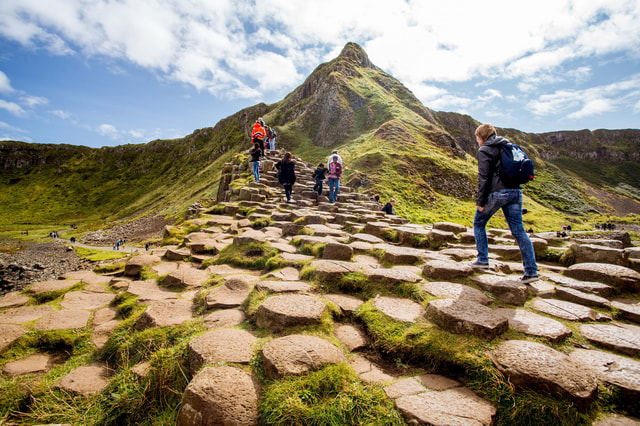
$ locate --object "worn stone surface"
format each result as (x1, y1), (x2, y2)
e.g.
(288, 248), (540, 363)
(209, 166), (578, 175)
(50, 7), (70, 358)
(177, 366), (261, 426)
(127, 279), (178, 303)
(0, 291), (30, 309)
(261, 334), (344, 379)
(264, 266), (300, 281)
(496, 308), (572, 342)
(490, 340), (597, 408)
(60, 291), (116, 310)
(362, 267), (423, 284)
(546, 274), (615, 297)
(256, 294), (326, 331)
(426, 299), (508, 340)
(0, 324), (25, 352)
(2, 353), (53, 376)
(554, 286), (611, 308)
(311, 259), (363, 282)
(92, 319), (120, 350)
(612, 298), (640, 324)
(334, 324), (369, 351)
(163, 267), (210, 288)
(422, 259), (473, 280)
(203, 309), (246, 329)
(205, 274), (257, 309)
(323, 293), (364, 315)
(373, 296), (424, 323)
(565, 263), (640, 292)
(135, 299), (194, 330)
(580, 324), (640, 356)
(349, 354), (397, 383)
(57, 363), (111, 396)
(592, 414), (640, 426)
(569, 348), (640, 400)
(395, 387), (497, 426)
(469, 274), (528, 306)
(62, 270), (111, 285)
(26, 279), (80, 294)
(256, 280), (312, 293)
(422, 281), (491, 305)
(124, 254), (161, 276)
(188, 328), (257, 373)
(35, 309), (91, 330)
(531, 298), (598, 322)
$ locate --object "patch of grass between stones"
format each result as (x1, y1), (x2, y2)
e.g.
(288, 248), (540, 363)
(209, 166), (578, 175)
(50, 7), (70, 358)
(260, 363), (405, 425)
(213, 242), (284, 270)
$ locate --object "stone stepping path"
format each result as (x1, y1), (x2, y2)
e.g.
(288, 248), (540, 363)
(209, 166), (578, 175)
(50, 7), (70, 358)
(2, 149), (640, 424)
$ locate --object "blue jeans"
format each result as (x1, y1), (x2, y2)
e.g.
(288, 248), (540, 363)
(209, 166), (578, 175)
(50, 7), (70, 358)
(252, 161), (260, 182)
(328, 178), (340, 202)
(473, 189), (538, 276)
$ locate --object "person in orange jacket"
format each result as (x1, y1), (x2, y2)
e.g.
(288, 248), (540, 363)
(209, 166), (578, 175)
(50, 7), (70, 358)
(251, 118), (266, 157)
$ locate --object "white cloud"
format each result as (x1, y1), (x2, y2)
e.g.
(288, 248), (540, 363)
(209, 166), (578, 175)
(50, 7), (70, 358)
(97, 123), (118, 137)
(0, 71), (14, 93)
(49, 110), (71, 119)
(567, 99), (614, 119)
(0, 99), (26, 116)
(20, 95), (48, 108)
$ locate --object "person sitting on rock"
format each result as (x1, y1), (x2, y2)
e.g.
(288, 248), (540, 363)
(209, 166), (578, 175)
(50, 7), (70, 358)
(381, 199), (396, 215)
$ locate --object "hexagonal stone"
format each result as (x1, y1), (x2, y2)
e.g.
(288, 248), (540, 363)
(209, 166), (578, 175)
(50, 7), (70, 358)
(555, 286), (610, 309)
(135, 299), (194, 330)
(256, 280), (312, 293)
(469, 274), (528, 306)
(92, 307), (118, 325)
(0, 291), (30, 309)
(57, 362), (111, 396)
(612, 298), (640, 324)
(322, 242), (354, 261)
(569, 348), (640, 402)
(163, 267), (210, 288)
(362, 267), (422, 284)
(496, 308), (572, 342)
(334, 324), (369, 351)
(383, 246), (426, 265)
(188, 329), (257, 373)
(2, 353), (53, 376)
(422, 281), (491, 305)
(311, 259), (363, 282)
(373, 296), (424, 323)
(0, 324), (25, 352)
(177, 366), (261, 426)
(127, 279), (178, 303)
(233, 229), (267, 244)
(350, 354), (397, 383)
(265, 266), (300, 281)
(205, 275), (258, 309)
(426, 299), (508, 340)
(62, 270), (111, 285)
(0, 305), (56, 324)
(124, 254), (161, 276)
(565, 263), (640, 292)
(35, 309), (90, 330)
(256, 294), (326, 331)
(60, 291), (116, 310)
(395, 386), (497, 426)
(351, 233), (385, 244)
(323, 294), (364, 315)
(422, 259), (473, 280)
(547, 274), (614, 297)
(432, 222), (467, 234)
(26, 279), (80, 294)
(92, 319), (120, 350)
(164, 247), (191, 261)
(532, 299), (598, 322)
(580, 324), (640, 357)
(490, 340), (597, 408)
(261, 334), (344, 379)
(203, 309), (246, 329)
(592, 414), (640, 426)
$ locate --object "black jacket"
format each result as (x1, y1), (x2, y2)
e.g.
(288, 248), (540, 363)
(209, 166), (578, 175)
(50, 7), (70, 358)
(477, 135), (520, 207)
(275, 160), (296, 185)
(312, 167), (326, 181)
(250, 148), (262, 162)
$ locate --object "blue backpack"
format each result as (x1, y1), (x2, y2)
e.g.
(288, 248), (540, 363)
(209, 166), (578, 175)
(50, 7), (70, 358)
(499, 143), (534, 184)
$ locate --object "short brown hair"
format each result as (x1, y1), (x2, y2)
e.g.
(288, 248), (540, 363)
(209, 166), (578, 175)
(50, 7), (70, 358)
(475, 123), (496, 142)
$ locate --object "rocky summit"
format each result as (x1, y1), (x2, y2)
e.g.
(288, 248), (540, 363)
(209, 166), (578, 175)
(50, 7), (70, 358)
(1, 148), (640, 425)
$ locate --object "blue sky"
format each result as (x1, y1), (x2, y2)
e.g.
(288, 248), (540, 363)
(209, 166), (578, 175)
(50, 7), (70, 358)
(1, 0), (639, 148)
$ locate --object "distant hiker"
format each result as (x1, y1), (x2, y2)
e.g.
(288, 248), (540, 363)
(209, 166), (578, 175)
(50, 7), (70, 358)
(251, 119), (266, 157)
(70, 237), (76, 243)
(381, 199), (396, 215)
(327, 155), (342, 203)
(470, 123), (538, 283)
(145, 242), (150, 251)
(275, 151), (296, 203)
(267, 127), (277, 151)
(370, 194), (381, 210)
(327, 150), (343, 168)
(250, 142), (262, 182)
(311, 163), (326, 196)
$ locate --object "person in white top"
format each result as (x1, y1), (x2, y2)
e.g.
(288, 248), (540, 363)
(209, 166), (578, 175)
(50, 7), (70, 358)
(326, 150), (343, 168)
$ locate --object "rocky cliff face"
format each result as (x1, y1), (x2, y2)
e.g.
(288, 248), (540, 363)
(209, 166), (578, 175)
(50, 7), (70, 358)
(539, 129), (640, 164)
